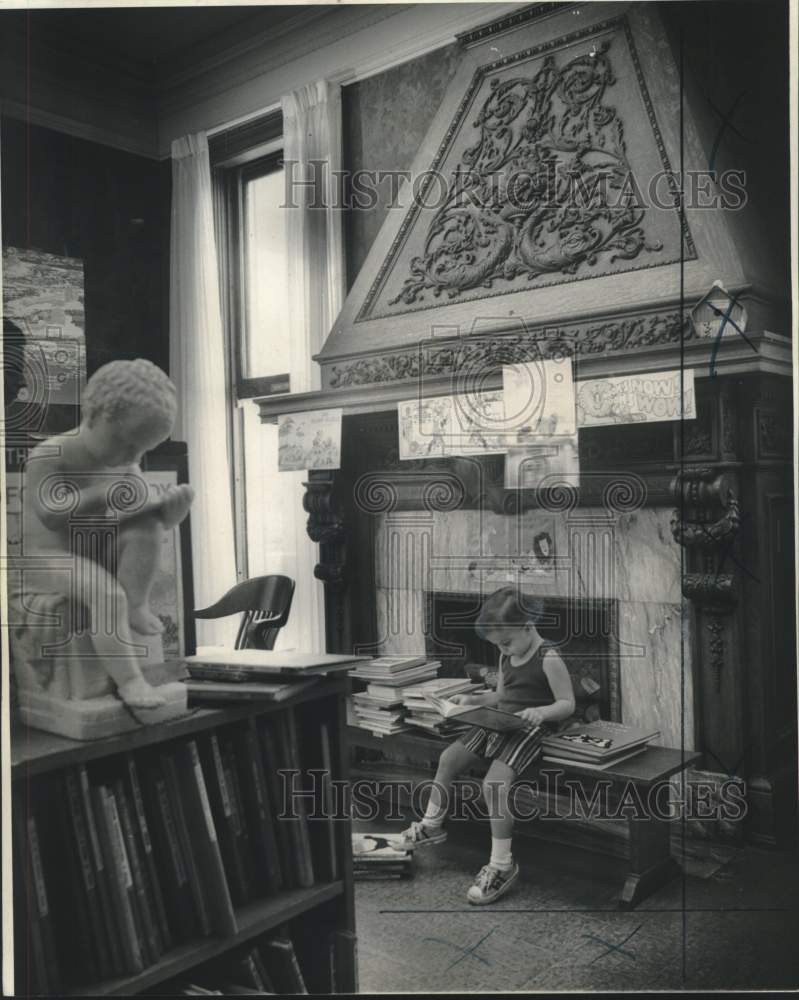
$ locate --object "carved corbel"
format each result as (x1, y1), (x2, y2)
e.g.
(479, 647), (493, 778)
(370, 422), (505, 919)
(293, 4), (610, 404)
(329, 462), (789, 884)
(303, 473), (346, 587)
(670, 468), (741, 695)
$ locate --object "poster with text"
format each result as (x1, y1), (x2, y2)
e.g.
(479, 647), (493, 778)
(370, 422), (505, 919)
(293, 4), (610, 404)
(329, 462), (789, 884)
(575, 368), (696, 427)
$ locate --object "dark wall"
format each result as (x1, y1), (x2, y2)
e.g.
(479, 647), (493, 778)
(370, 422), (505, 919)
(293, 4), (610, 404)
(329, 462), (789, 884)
(342, 42), (462, 290)
(1, 117), (171, 377)
(661, 0), (791, 299)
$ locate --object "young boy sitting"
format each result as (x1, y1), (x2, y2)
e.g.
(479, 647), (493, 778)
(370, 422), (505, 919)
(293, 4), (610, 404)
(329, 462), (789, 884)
(402, 586), (576, 904)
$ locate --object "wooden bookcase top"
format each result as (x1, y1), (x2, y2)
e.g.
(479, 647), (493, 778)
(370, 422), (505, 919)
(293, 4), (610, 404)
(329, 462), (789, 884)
(11, 677), (347, 781)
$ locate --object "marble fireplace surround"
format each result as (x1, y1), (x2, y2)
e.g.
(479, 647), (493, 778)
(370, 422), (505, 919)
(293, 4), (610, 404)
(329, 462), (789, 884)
(372, 505), (694, 750)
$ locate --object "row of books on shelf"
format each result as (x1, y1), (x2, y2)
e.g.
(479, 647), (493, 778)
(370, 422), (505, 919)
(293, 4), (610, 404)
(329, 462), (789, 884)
(14, 708), (338, 995)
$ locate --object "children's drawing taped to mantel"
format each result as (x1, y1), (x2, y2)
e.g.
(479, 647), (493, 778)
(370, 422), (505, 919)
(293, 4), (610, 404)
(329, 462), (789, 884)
(398, 397), (452, 460)
(398, 393), (509, 460)
(502, 356), (576, 439)
(576, 369), (696, 427)
(278, 408), (343, 471)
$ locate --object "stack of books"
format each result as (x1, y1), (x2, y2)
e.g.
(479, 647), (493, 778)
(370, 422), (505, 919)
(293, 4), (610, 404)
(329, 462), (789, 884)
(349, 655), (441, 736)
(349, 654), (440, 686)
(182, 650), (370, 703)
(350, 696), (409, 736)
(352, 833), (413, 880)
(542, 720), (660, 769)
(403, 678), (486, 737)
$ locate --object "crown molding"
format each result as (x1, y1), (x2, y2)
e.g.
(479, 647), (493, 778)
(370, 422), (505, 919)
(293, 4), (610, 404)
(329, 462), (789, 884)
(0, 99), (160, 160)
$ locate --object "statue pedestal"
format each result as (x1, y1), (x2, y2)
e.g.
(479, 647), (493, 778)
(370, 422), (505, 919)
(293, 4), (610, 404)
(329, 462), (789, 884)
(15, 631), (190, 741)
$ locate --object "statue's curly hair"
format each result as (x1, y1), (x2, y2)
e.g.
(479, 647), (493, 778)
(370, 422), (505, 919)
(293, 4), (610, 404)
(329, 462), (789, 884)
(83, 359), (177, 427)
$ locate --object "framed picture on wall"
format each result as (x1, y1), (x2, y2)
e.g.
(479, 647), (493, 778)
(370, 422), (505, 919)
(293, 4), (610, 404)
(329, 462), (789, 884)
(142, 440), (197, 658)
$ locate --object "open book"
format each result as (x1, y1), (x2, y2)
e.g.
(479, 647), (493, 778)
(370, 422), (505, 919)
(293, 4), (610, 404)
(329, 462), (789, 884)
(424, 694), (530, 733)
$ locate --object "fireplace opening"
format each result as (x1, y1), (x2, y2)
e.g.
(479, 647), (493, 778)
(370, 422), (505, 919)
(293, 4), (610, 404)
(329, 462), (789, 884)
(424, 591), (620, 723)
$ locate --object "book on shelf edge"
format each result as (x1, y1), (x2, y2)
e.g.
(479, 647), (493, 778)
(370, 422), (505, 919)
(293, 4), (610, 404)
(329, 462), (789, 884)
(52, 779), (101, 985)
(160, 751), (213, 937)
(257, 720), (296, 883)
(13, 799), (60, 995)
(173, 740), (239, 936)
(198, 732), (252, 906)
(143, 760), (198, 943)
(63, 769), (114, 979)
(78, 764), (126, 975)
(318, 721), (340, 881)
(124, 754), (173, 952)
(220, 735), (258, 893)
(233, 718), (284, 894)
(91, 785), (146, 975)
(281, 708), (316, 888)
(261, 936), (309, 994)
(113, 777), (161, 965)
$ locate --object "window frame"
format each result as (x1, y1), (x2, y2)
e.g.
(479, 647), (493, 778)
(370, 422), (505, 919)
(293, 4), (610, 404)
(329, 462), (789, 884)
(216, 148), (290, 401)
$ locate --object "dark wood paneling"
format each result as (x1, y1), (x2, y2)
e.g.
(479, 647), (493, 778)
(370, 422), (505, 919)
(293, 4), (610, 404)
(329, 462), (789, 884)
(1, 117), (170, 377)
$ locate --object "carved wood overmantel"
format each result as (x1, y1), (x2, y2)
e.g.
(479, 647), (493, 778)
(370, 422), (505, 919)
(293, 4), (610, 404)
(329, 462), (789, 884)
(273, 0), (793, 845)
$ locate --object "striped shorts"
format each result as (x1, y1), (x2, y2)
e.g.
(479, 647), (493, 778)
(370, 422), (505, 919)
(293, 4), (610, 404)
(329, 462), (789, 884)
(458, 722), (556, 775)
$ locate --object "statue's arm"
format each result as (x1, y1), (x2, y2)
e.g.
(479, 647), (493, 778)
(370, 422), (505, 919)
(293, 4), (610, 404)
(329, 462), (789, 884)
(28, 452), (163, 531)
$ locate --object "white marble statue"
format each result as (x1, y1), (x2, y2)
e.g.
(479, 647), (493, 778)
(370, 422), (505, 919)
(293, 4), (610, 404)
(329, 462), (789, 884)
(10, 359), (194, 730)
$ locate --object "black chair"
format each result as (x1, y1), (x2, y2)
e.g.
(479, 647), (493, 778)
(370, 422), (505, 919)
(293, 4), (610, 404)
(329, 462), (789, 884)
(193, 574), (295, 650)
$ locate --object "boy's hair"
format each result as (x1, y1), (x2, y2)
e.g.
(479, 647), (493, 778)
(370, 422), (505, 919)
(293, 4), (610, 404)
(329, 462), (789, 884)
(83, 359), (177, 427)
(475, 587), (545, 637)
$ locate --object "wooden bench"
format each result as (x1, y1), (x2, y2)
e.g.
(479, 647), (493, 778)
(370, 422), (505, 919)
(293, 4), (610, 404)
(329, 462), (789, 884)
(347, 726), (700, 909)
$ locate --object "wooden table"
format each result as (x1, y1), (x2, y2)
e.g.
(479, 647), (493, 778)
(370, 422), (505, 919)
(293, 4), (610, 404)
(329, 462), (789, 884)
(347, 726), (701, 909)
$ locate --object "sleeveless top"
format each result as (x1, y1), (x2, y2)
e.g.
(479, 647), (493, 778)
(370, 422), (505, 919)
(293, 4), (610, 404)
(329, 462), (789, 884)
(498, 640), (559, 713)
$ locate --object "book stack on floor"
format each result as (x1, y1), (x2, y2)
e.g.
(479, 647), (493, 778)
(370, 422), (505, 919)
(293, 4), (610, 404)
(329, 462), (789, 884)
(348, 655), (441, 737)
(12, 703), (336, 994)
(542, 720), (661, 769)
(402, 678), (486, 737)
(352, 833), (413, 880)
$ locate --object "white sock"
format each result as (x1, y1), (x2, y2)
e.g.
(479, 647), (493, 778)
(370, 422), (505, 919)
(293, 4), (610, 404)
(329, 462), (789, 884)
(422, 799), (445, 828)
(490, 837), (513, 869)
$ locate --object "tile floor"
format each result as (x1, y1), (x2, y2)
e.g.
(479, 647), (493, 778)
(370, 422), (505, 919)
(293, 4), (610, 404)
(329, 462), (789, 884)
(353, 817), (799, 993)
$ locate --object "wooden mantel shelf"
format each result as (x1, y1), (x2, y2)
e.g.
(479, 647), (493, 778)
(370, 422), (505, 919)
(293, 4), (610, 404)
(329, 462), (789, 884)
(256, 330), (790, 422)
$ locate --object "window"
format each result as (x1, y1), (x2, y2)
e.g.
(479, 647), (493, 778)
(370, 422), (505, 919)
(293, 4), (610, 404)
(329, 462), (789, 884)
(213, 115), (303, 638)
(241, 161), (291, 389)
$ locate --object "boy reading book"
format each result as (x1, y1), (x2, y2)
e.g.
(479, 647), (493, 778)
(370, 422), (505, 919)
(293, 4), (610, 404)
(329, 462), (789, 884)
(401, 587), (575, 904)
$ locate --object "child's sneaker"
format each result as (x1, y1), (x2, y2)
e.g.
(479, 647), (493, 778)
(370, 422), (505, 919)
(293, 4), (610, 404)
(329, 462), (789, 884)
(466, 861), (519, 904)
(400, 820), (447, 847)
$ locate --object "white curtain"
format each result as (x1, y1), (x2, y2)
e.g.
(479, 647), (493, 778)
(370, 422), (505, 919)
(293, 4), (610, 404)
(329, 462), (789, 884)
(245, 80), (344, 655)
(169, 132), (238, 649)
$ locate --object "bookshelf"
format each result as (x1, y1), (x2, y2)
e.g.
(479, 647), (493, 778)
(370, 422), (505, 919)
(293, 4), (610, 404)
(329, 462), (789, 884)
(11, 677), (357, 996)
